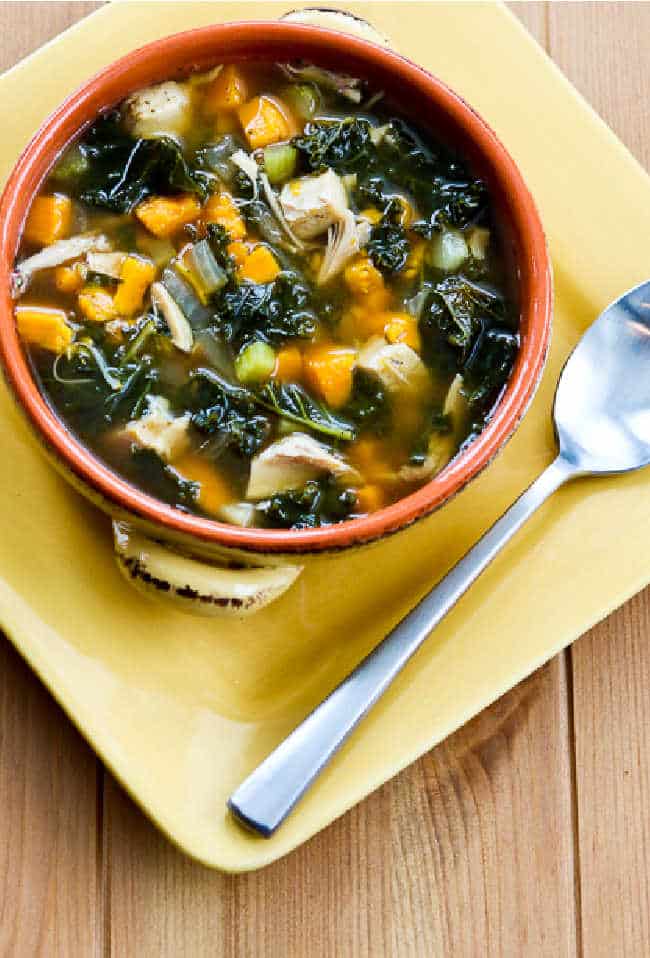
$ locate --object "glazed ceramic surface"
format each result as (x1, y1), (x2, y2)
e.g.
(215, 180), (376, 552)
(0, 2), (648, 870)
(0, 16), (549, 559)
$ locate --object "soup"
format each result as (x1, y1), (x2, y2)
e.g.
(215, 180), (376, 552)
(12, 61), (518, 530)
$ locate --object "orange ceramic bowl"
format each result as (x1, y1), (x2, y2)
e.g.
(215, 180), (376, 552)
(0, 22), (551, 557)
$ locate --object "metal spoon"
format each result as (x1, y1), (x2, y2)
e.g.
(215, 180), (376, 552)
(229, 279), (650, 837)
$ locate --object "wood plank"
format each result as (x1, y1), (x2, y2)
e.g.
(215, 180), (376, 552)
(0, 7), (103, 956)
(548, 4), (650, 955)
(0, 642), (100, 956)
(0, 2), (102, 70)
(107, 660), (576, 957)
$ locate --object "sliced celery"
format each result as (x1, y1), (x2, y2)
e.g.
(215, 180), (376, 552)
(235, 340), (276, 385)
(263, 144), (298, 186)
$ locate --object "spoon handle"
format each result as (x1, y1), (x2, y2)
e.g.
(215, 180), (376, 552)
(228, 454), (577, 837)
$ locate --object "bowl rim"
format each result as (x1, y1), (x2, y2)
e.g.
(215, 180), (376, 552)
(0, 20), (552, 555)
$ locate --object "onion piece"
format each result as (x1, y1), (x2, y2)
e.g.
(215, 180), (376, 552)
(260, 172), (309, 252)
(230, 149), (260, 200)
(151, 282), (193, 353)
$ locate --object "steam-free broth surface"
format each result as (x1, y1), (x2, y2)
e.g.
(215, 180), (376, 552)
(13, 61), (518, 530)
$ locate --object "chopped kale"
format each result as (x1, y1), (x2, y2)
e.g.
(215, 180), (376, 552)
(344, 369), (390, 434)
(462, 326), (519, 405)
(417, 275), (518, 411)
(185, 369), (270, 457)
(366, 200), (411, 275)
(258, 382), (357, 442)
(293, 118), (374, 173)
(434, 275), (508, 353)
(215, 272), (317, 350)
(130, 447), (199, 510)
(260, 478), (357, 529)
(72, 111), (207, 213)
(206, 223), (237, 280)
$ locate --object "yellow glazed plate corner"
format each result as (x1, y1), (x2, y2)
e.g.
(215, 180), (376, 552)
(2, 2), (650, 871)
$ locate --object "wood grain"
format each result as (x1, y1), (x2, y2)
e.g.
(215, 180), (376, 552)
(0, 642), (100, 957)
(0, 11), (104, 958)
(106, 661), (575, 958)
(547, 8), (650, 955)
(1, 3), (650, 956)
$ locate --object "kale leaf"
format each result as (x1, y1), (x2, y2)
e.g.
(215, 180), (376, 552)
(130, 448), (199, 510)
(215, 272), (317, 350)
(343, 369), (390, 434)
(44, 336), (157, 434)
(260, 478), (357, 529)
(366, 200), (411, 275)
(185, 369), (270, 458)
(206, 223), (237, 280)
(462, 326), (519, 405)
(258, 382), (357, 442)
(293, 118), (374, 173)
(417, 275), (518, 411)
(72, 112), (207, 213)
(434, 276), (507, 354)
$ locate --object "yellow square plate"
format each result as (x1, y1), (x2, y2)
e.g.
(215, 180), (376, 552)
(2, 2), (650, 871)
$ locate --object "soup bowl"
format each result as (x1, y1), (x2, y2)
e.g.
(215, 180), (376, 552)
(0, 12), (552, 615)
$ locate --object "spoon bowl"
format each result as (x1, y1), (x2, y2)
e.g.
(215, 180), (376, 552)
(555, 279), (650, 474)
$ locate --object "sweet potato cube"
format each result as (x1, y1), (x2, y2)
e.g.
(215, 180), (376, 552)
(238, 95), (292, 149)
(24, 194), (73, 246)
(273, 345), (303, 383)
(238, 246), (280, 284)
(16, 305), (73, 352)
(303, 344), (356, 409)
(135, 194), (201, 238)
(113, 256), (156, 317)
(204, 64), (249, 112)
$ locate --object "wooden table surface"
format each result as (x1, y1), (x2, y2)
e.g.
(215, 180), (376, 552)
(1, 3), (649, 955)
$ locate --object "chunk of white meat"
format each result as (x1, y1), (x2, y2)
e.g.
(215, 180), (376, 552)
(260, 173), (306, 251)
(357, 338), (432, 399)
(150, 282), (193, 353)
(399, 374), (469, 482)
(11, 233), (111, 298)
(122, 81), (191, 141)
(125, 395), (190, 463)
(86, 250), (127, 279)
(318, 211), (371, 285)
(279, 169), (349, 240)
(246, 432), (361, 500)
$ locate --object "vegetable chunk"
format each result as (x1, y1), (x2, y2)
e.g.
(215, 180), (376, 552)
(172, 453), (232, 515)
(237, 246), (280, 284)
(24, 194), (73, 246)
(16, 306), (73, 352)
(202, 192), (247, 240)
(135, 194), (201, 237)
(238, 95), (294, 149)
(123, 81), (191, 140)
(303, 344), (357, 409)
(77, 286), (117, 323)
(113, 256), (156, 317)
(204, 65), (249, 113)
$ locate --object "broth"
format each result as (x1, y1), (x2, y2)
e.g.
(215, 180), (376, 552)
(13, 61), (518, 530)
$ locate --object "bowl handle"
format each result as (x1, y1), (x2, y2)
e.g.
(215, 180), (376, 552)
(112, 521), (302, 617)
(279, 8), (391, 46)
